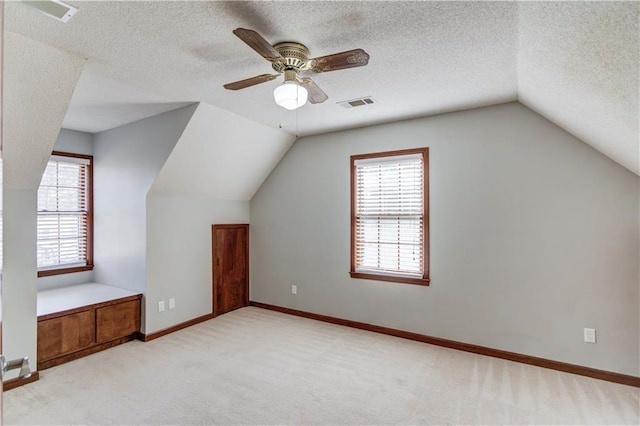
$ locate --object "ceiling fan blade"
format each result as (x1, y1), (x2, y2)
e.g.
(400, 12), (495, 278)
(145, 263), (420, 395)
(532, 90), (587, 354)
(299, 77), (328, 104)
(223, 74), (279, 90)
(233, 28), (283, 62)
(308, 48), (370, 73)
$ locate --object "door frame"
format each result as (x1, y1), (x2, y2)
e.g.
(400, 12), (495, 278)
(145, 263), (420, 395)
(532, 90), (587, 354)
(211, 224), (249, 317)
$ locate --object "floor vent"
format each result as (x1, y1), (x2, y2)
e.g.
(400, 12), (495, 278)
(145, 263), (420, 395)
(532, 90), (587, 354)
(338, 97), (376, 109)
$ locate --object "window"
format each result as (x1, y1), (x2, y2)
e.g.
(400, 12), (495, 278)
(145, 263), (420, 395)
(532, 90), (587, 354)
(350, 147), (429, 285)
(37, 151), (93, 277)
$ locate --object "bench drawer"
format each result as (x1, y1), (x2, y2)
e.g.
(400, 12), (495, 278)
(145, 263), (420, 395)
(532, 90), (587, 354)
(37, 310), (96, 362)
(96, 299), (141, 343)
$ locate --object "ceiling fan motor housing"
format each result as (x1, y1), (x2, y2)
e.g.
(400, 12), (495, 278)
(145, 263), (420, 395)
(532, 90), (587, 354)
(272, 42), (313, 73)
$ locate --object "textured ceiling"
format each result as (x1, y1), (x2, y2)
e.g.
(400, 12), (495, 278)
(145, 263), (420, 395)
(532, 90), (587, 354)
(3, 31), (85, 190)
(518, 1), (639, 175)
(150, 102), (296, 200)
(5, 1), (639, 175)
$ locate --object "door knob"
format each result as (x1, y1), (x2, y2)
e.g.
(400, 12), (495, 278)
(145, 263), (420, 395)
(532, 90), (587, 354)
(1, 355), (32, 379)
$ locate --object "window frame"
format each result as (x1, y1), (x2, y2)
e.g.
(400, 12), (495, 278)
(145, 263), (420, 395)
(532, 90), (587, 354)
(350, 147), (430, 286)
(37, 150), (94, 277)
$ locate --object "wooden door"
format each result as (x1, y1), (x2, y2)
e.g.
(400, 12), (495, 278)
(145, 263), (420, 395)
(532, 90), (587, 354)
(212, 224), (249, 317)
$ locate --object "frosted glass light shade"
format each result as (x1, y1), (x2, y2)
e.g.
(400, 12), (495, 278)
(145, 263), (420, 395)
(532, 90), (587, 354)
(273, 81), (308, 110)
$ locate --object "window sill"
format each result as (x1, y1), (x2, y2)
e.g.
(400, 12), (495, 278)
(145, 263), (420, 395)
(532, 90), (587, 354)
(349, 271), (430, 286)
(38, 265), (94, 278)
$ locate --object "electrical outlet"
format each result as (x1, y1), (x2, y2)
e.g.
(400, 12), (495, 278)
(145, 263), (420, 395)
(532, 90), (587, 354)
(584, 328), (596, 343)
(291, 284), (297, 295)
(158, 301), (165, 312)
(169, 298), (175, 309)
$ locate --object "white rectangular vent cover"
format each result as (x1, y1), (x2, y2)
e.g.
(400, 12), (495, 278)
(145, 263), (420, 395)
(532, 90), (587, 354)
(22, 0), (78, 23)
(338, 97), (376, 109)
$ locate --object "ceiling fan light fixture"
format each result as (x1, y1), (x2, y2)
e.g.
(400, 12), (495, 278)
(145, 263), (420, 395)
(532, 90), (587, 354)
(225, 29), (369, 108)
(273, 81), (308, 110)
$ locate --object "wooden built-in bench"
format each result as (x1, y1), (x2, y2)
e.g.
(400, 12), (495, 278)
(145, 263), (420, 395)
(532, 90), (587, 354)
(37, 283), (142, 370)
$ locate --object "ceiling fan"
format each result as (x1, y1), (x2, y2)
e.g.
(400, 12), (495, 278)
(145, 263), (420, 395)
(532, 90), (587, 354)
(223, 28), (370, 110)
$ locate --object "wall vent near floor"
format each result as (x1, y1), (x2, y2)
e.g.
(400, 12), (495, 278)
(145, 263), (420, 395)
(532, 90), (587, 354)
(338, 97), (376, 109)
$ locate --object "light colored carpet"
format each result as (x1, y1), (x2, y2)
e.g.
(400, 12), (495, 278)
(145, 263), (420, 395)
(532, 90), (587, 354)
(4, 307), (639, 425)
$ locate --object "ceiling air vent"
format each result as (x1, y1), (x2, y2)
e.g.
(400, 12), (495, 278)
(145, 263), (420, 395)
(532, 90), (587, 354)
(338, 97), (376, 109)
(22, 0), (78, 23)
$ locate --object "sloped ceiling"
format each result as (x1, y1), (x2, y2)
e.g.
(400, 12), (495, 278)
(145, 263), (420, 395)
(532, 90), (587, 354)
(3, 31), (85, 190)
(4, 1), (639, 175)
(518, 2), (639, 175)
(149, 102), (296, 201)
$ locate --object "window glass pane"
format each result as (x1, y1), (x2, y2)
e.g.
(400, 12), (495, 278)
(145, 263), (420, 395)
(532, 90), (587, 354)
(55, 163), (83, 187)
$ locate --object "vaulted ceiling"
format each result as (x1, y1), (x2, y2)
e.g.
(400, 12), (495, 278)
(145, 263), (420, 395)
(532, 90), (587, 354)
(5, 1), (639, 175)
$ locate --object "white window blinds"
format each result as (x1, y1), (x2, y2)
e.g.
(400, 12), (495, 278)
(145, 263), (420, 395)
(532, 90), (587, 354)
(37, 155), (90, 270)
(354, 153), (425, 278)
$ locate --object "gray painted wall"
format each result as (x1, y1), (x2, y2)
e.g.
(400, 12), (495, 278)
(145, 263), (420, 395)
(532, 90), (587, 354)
(38, 129), (95, 291)
(144, 102), (293, 334)
(93, 105), (197, 319)
(145, 196), (248, 333)
(250, 102), (640, 376)
(52, 128), (93, 156)
(2, 189), (37, 380)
